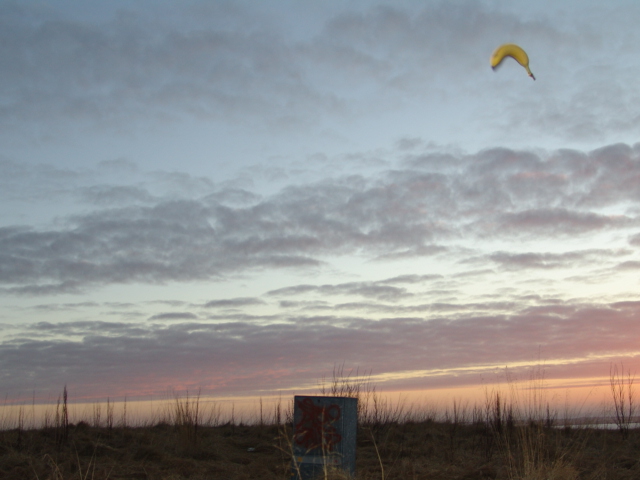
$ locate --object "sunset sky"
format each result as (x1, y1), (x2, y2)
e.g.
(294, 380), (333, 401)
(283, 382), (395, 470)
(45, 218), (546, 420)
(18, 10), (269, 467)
(3, 0), (640, 406)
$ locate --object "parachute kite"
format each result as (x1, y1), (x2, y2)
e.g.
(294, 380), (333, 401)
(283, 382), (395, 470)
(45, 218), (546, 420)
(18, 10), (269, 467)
(490, 43), (535, 80)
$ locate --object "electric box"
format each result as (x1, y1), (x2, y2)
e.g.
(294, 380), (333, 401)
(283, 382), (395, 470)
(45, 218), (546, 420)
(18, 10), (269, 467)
(291, 395), (357, 479)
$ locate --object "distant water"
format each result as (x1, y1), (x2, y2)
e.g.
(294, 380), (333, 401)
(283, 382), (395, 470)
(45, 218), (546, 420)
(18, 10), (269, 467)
(554, 422), (640, 430)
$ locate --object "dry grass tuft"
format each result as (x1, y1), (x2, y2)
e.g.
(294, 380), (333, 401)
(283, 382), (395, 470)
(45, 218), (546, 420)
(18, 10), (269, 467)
(4, 367), (640, 479)
(1, 412), (640, 479)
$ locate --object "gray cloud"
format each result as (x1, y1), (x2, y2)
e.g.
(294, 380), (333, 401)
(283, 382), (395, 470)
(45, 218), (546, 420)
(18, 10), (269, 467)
(507, 73), (640, 143)
(628, 233), (640, 246)
(300, 299), (521, 317)
(203, 188), (262, 207)
(0, 159), (86, 204)
(30, 301), (100, 311)
(278, 300), (330, 309)
(148, 312), (198, 321)
(0, 1), (607, 143)
(80, 185), (156, 206)
(376, 274), (443, 284)
(489, 249), (628, 271)
(206, 313), (279, 323)
(146, 300), (189, 307)
(616, 260), (640, 271)
(267, 281), (411, 302)
(2, 144), (640, 295)
(0, 2), (333, 134)
(203, 297), (265, 308)
(3, 299), (639, 399)
(26, 320), (144, 337)
(496, 208), (627, 235)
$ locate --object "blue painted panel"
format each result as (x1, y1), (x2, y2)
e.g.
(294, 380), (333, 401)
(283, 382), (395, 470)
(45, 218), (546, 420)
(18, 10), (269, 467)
(291, 395), (357, 479)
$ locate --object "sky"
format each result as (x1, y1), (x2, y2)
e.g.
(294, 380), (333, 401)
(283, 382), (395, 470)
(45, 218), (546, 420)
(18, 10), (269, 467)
(3, 0), (640, 406)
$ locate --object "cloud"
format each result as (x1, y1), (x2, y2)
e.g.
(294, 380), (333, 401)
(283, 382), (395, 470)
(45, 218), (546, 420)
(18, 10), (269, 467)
(310, 2), (571, 88)
(0, 159), (86, 204)
(203, 297), (265, 308)
(1, 0), (610, 144)
(80, 185), (156, 206)
(496, 208), (625, 235)
(203, 188), (262, 207)
(30, 301), (101, 311)
(3, 299), (640, 399)
(2, 143), (640, 295)
(616, 260), (640, 271)
(148, 312), (198, 321)
(377, 274), (443, 284)
(628, 233), (640, 246)
(506, 73), (640, 143)
(278, 300), (330, 309)
(267, 281), (411, 302)
(26, 320), (144, 337)
(489, 249), (627, 271)
(206, 313), (279, 323)
(0, 2), (335, 134)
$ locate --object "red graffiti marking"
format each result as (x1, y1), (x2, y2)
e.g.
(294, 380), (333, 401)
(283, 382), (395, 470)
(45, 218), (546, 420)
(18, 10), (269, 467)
(294, 398), (342, 451)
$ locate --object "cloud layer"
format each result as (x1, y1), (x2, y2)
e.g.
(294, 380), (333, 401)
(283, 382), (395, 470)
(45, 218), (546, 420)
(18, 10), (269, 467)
(3, 297), (640, 398)
(2, 1), (639, 145)
(2, 144), (640, 295)
(3, 142), (640, 399)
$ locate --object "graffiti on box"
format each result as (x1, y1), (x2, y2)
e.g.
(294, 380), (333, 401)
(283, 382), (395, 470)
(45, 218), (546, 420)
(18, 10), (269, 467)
(294, 397), (342, 451)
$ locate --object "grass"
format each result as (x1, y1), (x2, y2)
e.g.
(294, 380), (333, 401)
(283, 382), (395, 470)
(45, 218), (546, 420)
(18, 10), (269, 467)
(3, 409), (640, 479)
(2, 367), (640, 479)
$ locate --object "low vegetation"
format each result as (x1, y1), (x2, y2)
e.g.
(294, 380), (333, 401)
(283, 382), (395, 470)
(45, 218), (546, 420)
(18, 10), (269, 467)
(1, 365), (639, 479)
